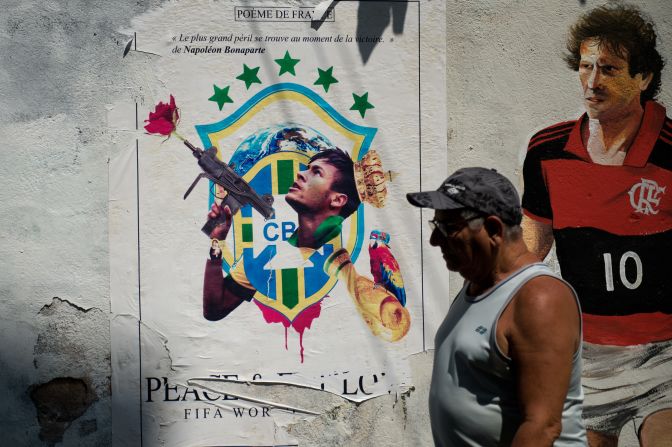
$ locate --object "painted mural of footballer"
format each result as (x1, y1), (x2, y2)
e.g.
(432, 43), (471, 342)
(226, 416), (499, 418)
(521, 4), (671, 446)
(203, 147), (410, 343)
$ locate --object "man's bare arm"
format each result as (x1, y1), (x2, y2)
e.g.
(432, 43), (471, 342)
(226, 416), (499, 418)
(521, 215), (554, 260)
(503, 276), (581, 447)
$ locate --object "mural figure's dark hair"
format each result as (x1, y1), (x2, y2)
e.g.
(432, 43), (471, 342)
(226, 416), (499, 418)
(310, 148), (361, 218)
(564, 3), (665, 103)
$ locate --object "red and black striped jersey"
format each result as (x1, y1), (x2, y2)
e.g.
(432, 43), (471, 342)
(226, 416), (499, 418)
(522, 101), (672, 346)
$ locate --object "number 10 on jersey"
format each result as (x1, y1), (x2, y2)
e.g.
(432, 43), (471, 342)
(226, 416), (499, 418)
(602, 251), (643, 291)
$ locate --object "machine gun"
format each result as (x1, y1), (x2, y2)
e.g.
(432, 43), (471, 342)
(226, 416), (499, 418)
(182, 141), (275, 236)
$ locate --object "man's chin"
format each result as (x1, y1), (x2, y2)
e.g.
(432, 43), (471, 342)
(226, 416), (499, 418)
(443, 257), (460, 272)
(443, 256), (471, 277)
(584, 101), (611, 119)
(285, 195), (304, 213)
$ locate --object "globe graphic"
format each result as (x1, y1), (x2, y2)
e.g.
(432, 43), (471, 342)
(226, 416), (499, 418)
(228, 124), (336, 175)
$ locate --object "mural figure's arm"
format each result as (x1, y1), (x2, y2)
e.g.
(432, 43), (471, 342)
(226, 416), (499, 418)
(521, 215), (554, 260)
(203, 204), (255, 321)
(504, 276), (581, 447)
(521, 140), (555, 260)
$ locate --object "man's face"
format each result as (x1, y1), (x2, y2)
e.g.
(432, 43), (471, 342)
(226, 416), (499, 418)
(285, 158), (343, 214)
(429, 209), (491, 282)
(579, 38), (651, 121)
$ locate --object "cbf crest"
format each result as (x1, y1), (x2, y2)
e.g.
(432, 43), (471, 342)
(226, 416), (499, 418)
(195, 83), (376, 325)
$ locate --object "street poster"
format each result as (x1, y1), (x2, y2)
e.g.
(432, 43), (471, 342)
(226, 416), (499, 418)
(109, 1), (446, 445)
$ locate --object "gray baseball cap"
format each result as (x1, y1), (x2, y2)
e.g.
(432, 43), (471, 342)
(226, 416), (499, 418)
(406, 167), (522, 225)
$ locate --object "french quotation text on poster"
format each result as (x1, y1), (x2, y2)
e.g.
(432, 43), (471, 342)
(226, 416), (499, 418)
(110, 1), (445, 445)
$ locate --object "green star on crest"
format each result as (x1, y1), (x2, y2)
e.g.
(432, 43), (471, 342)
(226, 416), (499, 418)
(314, 66), (338, 92)
(274, 51), (301, 76)
(350, 92), (374, 118)
(208, 84), (233, 110)
(236, 64), (262, 90)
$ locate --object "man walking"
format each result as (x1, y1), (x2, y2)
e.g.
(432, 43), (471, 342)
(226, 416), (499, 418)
(408, 167), (585, 446)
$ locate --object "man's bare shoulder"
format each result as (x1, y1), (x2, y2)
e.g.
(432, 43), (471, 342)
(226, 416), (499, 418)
(513, 275), (578, 317)
(508, 274), (580, 347)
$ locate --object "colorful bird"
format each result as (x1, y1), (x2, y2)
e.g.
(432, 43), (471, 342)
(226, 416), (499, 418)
(369, 230), (406, 306)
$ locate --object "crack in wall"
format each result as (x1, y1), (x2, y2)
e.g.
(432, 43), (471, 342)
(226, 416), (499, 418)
(38, 296), (100, 315)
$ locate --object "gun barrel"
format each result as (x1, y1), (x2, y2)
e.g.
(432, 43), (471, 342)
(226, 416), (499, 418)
(184, 140), (202, 157)
(183, 141), (274, 220)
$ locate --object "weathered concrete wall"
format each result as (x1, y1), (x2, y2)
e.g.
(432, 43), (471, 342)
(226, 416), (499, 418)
(1, 0), (670, 446)
(0, 0), (160, 445)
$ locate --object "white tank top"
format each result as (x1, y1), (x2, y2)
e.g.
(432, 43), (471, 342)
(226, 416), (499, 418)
(429, 263), (586, 446)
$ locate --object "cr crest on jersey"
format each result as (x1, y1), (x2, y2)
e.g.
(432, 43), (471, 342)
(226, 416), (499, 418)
(628, 178), (666, 215)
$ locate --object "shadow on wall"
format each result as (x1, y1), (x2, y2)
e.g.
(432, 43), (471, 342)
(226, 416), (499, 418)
(311, 1), (408, 64)
(357, 1), (407, 64)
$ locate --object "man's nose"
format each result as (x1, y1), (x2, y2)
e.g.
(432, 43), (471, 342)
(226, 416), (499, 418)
(296, 170), (307, 182)
(587, 66), (601, 89)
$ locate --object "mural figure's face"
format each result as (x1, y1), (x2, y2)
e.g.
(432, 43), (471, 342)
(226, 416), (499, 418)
(579, 38), (652, 121)
(285, 158), (344, 215)
(430, 209), (491, 282)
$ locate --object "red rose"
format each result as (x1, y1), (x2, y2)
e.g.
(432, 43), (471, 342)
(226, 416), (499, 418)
(144, 95), (179, 136)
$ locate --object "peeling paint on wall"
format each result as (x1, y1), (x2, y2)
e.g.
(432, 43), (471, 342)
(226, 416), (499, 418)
(30, 377), (97, 445)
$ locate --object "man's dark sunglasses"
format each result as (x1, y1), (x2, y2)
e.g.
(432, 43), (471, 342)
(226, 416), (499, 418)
(428, 215), (484, 237)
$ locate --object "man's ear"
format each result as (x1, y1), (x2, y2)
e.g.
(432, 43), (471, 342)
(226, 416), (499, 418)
(331, 192), (348, 209)
(483, 216), (504, 242)
(640, 72), (653, 92)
